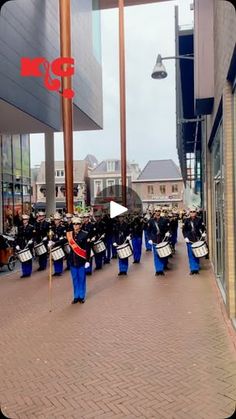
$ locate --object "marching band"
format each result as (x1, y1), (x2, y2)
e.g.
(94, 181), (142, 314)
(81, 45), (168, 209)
(13, 206), (208, 303)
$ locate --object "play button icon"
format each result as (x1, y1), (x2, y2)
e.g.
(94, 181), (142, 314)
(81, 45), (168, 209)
(110, 201), (128, 219)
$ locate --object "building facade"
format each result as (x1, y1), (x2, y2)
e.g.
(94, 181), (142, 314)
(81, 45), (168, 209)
(0, 134), (31, 233)
(89, 159), (140, 207)
(177, 0), (236, 324)
(132, 160), (184, 210)
(33, 160), (89, 212)
(0, 0), (103, 230)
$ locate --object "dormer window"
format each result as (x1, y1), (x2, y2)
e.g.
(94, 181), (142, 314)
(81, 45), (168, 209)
(107, 160), (115, 172)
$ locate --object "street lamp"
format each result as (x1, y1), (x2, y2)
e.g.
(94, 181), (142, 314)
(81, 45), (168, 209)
(151, 54), (194, 79)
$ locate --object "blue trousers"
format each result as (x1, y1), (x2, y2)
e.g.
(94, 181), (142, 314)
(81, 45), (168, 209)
(70, 265), (86, 300)
(112, 240), (117, 257)
(104, 236), (112, 262)
(21, 260), (32, 276)
(132, 237), (142, 262)
(118, 257), (129, 273)
(187, 243), (200, 272)
(153, 244), (164, 273)
(54, 258), (63, 274)
(95, 251), (104, 269)
(144, 230), (152, 251)
(39, 254), (47, 270)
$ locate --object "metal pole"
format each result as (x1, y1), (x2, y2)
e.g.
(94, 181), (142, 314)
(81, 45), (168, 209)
(118, 0), (127, 207)
(59, 0), (74, 213)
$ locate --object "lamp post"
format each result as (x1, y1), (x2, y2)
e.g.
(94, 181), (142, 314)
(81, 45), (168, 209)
(59, 0), (74, 214)
(118, 0), (127, 207)
(151, 53), (194, 79)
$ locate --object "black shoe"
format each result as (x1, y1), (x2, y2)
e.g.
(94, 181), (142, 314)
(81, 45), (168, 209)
(118, 272), (127, 276)
(190, 271), (195, 275)
(156, 271), (164, 276)
(112, 255), (117, 259)
(65, 267), (70, 271)
(37, 267), (44, 271)
(194, 271), (199, 275)
(79, 299), (85, 304)
(95, 267), (102, 270)
(104, 260), (110, 264)
(155, 272), (160, 276)
(86, 272), (92, 276)
(71, 298), (79, 304)
(52, 273), (61, 277)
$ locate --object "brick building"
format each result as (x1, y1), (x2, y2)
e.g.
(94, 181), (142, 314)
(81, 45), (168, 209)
(132, 160), (184, 210)
(176, 0), (236, 325)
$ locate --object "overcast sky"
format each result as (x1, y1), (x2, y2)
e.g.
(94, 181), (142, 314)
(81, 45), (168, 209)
(30, 0), (193, 170)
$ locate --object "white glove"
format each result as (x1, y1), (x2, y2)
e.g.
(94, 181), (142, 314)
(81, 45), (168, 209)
(126, 235), (131, 240)
(91, 237), (96, 242)
(28, 239), (33, 245)
(100, 234), (105, 239)
(48, 240), (54, 248)
(113, 242), (117, 247)
(85, 262), (90, 269)
(202, 232), (206, 238)
(185, 237), (190, 243)
(42, 236), (47, 242)
(16, 245), (20, 251)
(165, 232), (170, 237)
(148, 240), (153, 245)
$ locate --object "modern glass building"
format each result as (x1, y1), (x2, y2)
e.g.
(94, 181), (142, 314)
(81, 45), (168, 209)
(0, 0), (103, 232)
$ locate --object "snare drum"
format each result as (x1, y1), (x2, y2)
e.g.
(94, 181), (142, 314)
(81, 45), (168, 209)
(93, 239), (106, 254)
(34, 242), (47, 256)
(116, 243), (133, 259)
(51, 246), (65, 261)
(17, 248), (32, 263)
(191, 241), (208, 258)
(156, 242), (172, 258)
(63, 243), (71, 254)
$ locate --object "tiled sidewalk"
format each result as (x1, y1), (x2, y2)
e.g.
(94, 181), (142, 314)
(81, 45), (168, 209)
(0, 236), (235, 418)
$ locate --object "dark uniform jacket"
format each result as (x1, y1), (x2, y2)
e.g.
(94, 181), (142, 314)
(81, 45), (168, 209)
(182, 217), (205, 243)
(130, 217), (143, 238)
(34, 220), (50, 244)
(17, 224), (34, 250)
(51, 224), (67, 248)
(147, 217), (169, 244)
(68, 230), (90, 267)
(116, 221), (130, 246)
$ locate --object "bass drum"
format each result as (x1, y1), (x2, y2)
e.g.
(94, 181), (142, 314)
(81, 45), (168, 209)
(116, 243), (133, 259)
(191, 241), (208, 258)
(156, 242), (172, 258)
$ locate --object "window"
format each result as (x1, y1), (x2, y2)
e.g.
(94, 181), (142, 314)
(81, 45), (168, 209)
(107, 179), (115, 196)
(94, 180), (102, 197)
(147, 185), (154, 195)
(55, 170), (64, 177)
(107, 161), (115, 172)
(172, 184), (178, 193)
(160, 185), (166, 194)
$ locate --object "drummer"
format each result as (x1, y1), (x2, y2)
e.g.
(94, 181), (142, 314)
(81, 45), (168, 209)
(48, 213), (67, 276)
(182, 207), (206, 275)
(113, 215), (131, 276)
(147, 208), (169, 276)
(93, 212), (106, 271)
(66, 216), (91, 304)
(82, 212), (96, 275)
(16, 214), (34, 278)
(130, 211), (143, 264)
(34, 211), (50, 271)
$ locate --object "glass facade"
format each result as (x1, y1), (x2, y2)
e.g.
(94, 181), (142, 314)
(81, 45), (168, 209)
(211, 123), (225, 289)
(92, 0), (102, 63)
(0, 134), (31, 233)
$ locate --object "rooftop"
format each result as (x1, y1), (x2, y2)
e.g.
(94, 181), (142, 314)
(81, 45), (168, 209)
(135, 159), (182, 181)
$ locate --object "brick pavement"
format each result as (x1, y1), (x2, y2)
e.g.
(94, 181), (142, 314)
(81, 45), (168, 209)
(0, 234), (236, 419)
